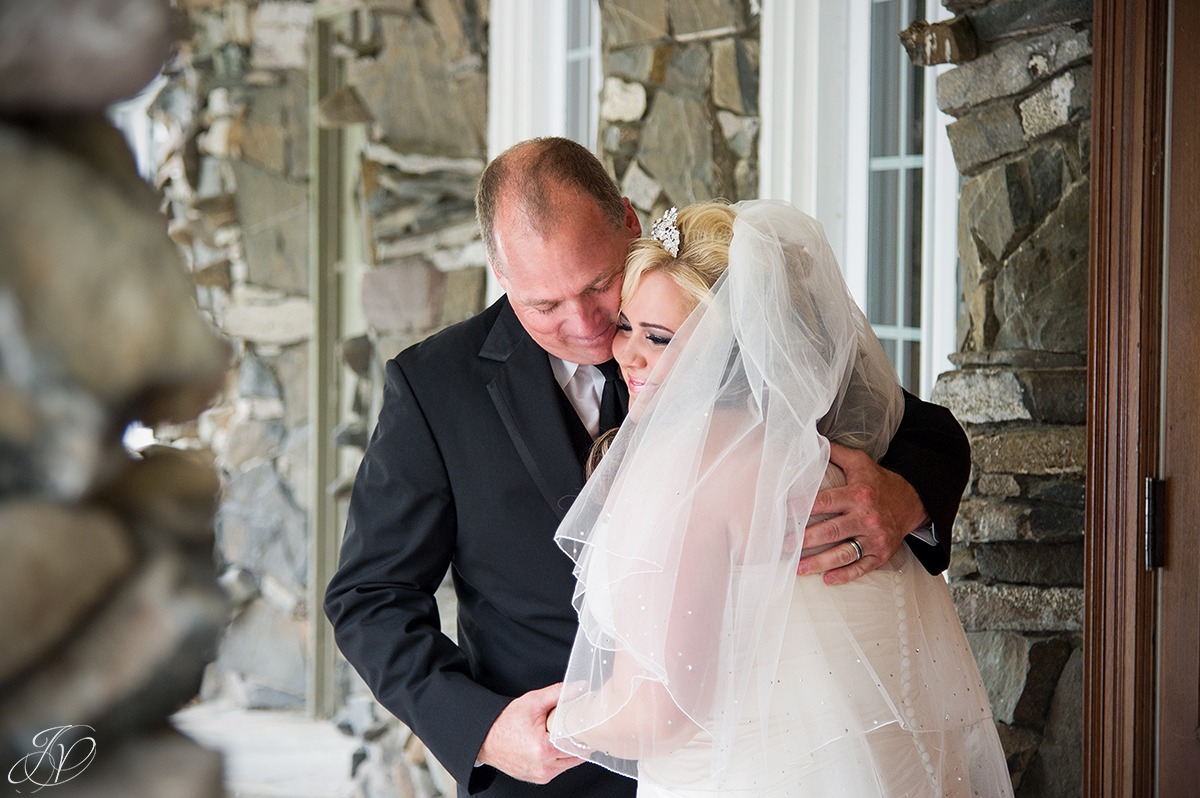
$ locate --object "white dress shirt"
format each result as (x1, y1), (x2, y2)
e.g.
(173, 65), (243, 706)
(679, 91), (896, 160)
(549, 355), (605, 439)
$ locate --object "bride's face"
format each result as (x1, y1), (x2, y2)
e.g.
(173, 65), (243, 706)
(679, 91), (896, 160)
(613, 270), (696, 404)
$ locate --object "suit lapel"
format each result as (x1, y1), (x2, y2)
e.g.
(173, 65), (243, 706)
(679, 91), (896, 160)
(481, 301), (587, 521)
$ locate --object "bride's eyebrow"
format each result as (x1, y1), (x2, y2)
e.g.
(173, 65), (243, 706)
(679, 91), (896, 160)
(639, 322), (676, 334)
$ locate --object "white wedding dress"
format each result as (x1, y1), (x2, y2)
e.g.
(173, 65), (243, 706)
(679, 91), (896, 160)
(635, 544), (1010, 797)
(548, 201), (1012, 797)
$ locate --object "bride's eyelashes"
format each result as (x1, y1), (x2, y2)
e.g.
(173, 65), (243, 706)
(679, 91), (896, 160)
(616, 314), (673, 346)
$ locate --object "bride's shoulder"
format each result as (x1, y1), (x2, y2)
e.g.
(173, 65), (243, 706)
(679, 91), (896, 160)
(692, 413), (770, 523)
(700, 416), (847, 482)
(700, 409), (766, 465)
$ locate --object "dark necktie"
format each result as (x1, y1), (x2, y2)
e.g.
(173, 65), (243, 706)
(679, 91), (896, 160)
(596, 359), (627, 435)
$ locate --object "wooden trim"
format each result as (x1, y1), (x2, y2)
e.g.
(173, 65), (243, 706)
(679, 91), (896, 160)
(1084, 0), (1170, 793)
(1158, 0), (1200, 787)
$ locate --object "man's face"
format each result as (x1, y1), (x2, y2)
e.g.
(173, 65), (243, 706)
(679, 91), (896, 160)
(492, 192), (641, 365)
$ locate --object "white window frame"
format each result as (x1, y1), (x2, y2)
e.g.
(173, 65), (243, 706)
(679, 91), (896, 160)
(486, 0), (601, 303)
(760, 0), (958, 398)
(564, 0), (601, 146)
(919, 2), (961, 399)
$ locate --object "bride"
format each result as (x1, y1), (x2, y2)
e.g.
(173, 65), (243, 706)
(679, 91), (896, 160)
(547, 201), (1012, 796)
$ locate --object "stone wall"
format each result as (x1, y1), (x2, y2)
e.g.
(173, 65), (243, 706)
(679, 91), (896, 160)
(598, 0), (760, 223)
(0, 1), (229, 794)
(158, 1), (489, 795)
(344, 0), (490, 387)
(910, 2), (1091, 795)
(154, 0), (319, 712)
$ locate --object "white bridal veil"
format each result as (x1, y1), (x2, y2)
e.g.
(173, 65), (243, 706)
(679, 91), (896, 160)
(548, 201), (906, 777)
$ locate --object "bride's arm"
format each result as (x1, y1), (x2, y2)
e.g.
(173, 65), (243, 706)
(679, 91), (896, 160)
(562, 460), (847, 758)
(549, 651), (710, 757)
(552, 458), (744, 759)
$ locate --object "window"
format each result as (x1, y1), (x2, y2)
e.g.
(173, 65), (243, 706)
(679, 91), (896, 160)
(866, 0), (925, 390)
(486, 0), (600, 155)
(565, 0), (600, 147)
(486, 0), (602, 301)
(761, 0), (959, 398)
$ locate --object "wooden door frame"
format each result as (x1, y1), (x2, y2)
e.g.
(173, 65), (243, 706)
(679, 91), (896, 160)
(1157, 0), (1200, 788)
(1085, 0), (1171, 794)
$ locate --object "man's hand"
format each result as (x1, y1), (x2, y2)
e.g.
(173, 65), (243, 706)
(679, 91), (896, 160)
(797, 443), (929, 585)
(476, 683), (585, 784)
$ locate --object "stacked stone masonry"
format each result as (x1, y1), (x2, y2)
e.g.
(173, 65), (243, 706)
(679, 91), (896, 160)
(919, 1), (1091, 794)
(160, 1), (491, 795)
(599, 0), (760, 226)
(154, 0), (317, 713)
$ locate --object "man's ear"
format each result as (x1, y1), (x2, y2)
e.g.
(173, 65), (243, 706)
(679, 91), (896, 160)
(487, 256), (508, 291)
(623, 197), (642, 237)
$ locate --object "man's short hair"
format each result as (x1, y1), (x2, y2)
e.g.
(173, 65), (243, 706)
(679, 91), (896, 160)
(476, 137), (626, 270)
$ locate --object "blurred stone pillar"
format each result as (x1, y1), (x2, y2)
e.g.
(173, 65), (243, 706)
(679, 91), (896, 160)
(0, 1), (230, 794)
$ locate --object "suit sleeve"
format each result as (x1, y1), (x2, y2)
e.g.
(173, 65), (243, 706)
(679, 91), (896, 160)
(324, 359), (510, 792)
(881, 390), (971, 576)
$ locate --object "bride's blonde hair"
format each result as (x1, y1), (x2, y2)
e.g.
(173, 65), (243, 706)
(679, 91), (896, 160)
(588, 201), (738, 476)
(622, 201), (737, 312)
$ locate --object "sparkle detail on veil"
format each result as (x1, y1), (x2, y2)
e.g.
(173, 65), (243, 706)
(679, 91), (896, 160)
(649, 206), (680, 257)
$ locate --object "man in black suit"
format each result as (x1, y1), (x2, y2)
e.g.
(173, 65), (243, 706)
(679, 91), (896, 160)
(324, 137), (969, 797)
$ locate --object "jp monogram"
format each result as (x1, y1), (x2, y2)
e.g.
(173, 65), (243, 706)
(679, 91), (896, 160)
(6, 726), (96, 793)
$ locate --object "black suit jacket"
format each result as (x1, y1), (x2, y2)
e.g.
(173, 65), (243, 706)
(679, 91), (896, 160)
(324, 297), (968, 797)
